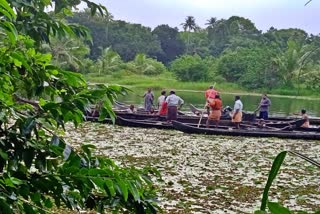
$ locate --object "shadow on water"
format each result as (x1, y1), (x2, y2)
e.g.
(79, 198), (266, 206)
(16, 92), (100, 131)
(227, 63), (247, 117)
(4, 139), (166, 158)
(119, 89), (320, 117)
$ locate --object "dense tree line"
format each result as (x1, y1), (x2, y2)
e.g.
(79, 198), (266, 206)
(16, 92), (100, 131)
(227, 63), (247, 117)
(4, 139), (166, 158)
(62, 11), (320, 91)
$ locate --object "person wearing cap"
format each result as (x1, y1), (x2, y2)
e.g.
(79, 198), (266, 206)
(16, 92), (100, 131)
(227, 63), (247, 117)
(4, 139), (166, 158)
(232, 95), (243, 129)
(165, 91), (184, 122)
(205, 85), (218, 115)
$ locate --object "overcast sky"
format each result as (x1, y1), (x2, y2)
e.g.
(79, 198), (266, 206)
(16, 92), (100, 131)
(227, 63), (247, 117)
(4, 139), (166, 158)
(86, 0), (320, 34)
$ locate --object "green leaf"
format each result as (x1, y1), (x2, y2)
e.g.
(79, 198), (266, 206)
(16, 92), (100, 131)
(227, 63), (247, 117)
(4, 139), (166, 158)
(0, 0), (16, 20)
(31, 192), (41, 204)
(117, 179), (128, 202)
(128, 181), (140, 202)
(0, 148), (8, 160)
(104, 179), (116, 197)
(260, 151), (287, 211)
(268, 202), (291, 214)
(44, 198), (53, 208)
(13, 58), (22, 67)
(91, 178), (105, 192)
(1, 21), (18, 44)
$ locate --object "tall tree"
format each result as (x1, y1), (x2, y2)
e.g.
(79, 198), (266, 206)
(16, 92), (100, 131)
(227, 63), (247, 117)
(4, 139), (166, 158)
(206, 17), (217, 29)
(181, 16), (198, 54)
(68, 13), (162, 61)
(152, 24), (185, 64)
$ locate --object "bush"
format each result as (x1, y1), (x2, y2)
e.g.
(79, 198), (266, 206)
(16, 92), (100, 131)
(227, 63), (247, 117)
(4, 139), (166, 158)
(217, 47), (279, 89)
(170, 54), (213, 82)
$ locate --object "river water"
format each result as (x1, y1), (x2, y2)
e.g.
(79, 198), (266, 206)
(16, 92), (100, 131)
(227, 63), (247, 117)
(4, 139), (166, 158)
(119, 89), (320, 117)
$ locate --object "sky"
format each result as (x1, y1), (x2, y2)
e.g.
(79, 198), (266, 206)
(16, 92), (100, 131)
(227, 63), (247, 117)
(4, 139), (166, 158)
(85, 0), (320, 34)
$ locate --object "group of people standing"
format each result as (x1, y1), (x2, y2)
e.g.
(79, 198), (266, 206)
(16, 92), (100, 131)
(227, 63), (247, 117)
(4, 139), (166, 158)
(141, 86), (310, 128)
(204, 86), (310, 129)
(143, 88), (184, 122)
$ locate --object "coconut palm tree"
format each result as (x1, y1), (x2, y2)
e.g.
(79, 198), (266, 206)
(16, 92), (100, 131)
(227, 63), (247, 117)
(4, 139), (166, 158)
(42, 37), (90, 72)
(205, 17), (217, 28)
(96, 47), (123, 75)
(181, 16), (198, 54)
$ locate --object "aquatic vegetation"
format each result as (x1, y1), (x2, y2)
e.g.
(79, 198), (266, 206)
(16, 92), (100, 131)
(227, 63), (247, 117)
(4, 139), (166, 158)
(65, 123), (320, 213)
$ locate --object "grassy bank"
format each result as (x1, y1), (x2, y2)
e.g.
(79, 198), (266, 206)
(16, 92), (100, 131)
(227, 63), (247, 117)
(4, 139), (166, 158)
(85, 72), (319, 97)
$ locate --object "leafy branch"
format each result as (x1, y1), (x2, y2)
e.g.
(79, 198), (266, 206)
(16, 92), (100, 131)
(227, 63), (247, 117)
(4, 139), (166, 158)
(257, 151), (320, 213)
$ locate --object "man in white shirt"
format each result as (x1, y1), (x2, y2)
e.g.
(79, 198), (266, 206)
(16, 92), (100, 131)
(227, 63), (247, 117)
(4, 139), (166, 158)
(232, 95), (243, 129)
(165, 90), (184, 122)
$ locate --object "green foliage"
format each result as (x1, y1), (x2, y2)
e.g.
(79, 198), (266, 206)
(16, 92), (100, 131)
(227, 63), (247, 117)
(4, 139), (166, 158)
(63, 9), (320, 93)
(127, 53), (167, 75)
(152, 24), (185, 64)
(68, 12), (162, 61)
(95, 47), (124, 75)
(179, 30), (210, 57)
(0, 0), (160, 213)
(9, 0), (106, 45)
(41, 37), (91, 72)
(260, 151), (287, 211)
(217, 46), (279, 89)
(170, 54), (215, 82)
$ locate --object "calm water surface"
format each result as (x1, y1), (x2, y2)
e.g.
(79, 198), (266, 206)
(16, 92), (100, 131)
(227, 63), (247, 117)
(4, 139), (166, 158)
(119, 89), (320, 117)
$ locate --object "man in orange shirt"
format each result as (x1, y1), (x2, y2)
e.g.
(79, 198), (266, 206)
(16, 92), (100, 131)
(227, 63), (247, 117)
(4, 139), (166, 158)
(205, 85), (218, 115)
(206, 94), (223, 128)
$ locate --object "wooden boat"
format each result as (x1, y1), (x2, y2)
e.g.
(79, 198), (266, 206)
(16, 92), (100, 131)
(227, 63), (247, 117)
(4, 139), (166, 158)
(102, 116), (308, 132)
(190, 103), (320, 125)
(86, 111), (307, 127)
(116, 116), (172, 129)
(172, 121), (320, 140)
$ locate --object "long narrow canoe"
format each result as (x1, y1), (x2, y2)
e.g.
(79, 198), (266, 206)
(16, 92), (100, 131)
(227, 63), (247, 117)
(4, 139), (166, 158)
(189, 103), (320, 125)
(172, 121), (320, 140)
(112, 112), (306, 128)
(86, 111), (306, 127)
(100, 116), (309, 131)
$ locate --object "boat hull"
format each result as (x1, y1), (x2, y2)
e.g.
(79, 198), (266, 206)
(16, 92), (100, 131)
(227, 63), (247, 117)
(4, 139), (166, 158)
(172, 121), (320, 140)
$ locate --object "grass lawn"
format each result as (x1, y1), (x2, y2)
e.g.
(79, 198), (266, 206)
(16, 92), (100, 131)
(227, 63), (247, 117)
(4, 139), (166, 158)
(85, 72), (319, 98)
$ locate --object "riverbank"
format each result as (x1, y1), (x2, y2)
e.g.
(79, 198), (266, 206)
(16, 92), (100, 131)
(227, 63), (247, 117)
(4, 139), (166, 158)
(65, 122), (320, 213)
(85, 72), (319, 98)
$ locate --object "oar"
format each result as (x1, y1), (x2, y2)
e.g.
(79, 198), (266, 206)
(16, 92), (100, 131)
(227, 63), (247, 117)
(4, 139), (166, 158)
(197, 105), (207, 128)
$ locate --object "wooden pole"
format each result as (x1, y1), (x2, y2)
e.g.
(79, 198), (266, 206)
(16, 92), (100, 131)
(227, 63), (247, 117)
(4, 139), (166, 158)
(197, 105), (207, 128)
